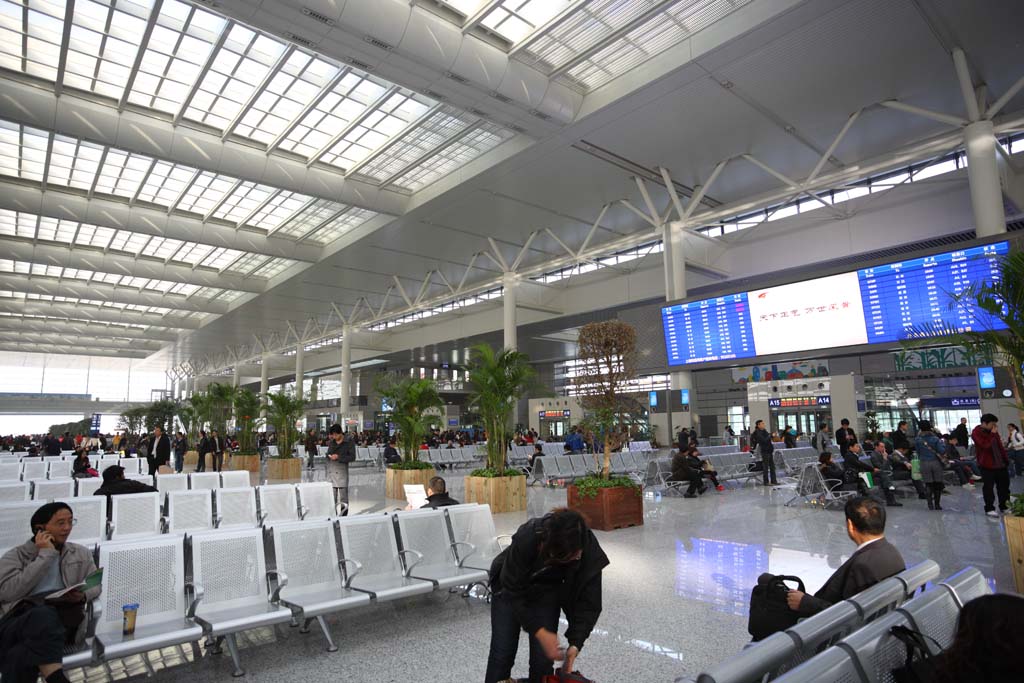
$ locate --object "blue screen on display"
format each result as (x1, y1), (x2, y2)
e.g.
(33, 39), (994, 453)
(978, 366), (996, 389)
(680, 389), (690, 405)
(662, 242), (1009, 366)
(649, 391), (658, 407)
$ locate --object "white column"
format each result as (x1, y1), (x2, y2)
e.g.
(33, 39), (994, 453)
(663, 221), (693, 436)
(231, 365), (239, 388)
(259, 357), (269, 422)
(503, 272), (517, 350)
(340, 325), (352, 425)
(964, 120), (1007, 237)
(294, 344), (305, 400)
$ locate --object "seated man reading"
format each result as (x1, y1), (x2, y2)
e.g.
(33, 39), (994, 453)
(786, 496), (905, 617)
(421, 476), (460, 509)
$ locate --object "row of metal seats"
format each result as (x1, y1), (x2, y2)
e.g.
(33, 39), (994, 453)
(0, 456), (145, 481)
(772, 448), (821, 476)
(0, 470), (254, 503)
(0, 481), (343, 555)
(419, 447), (481, 467)
(530, 451), (646, 485)
(627, 441), (654, 452)
(58, 503), (505, 676)
(693, 560), (948, 683)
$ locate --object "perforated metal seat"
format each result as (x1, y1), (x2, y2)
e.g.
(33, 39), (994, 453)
(0, 501), (40, 555)
(48, 461), (73, 478)
(109, 492), (161, 539)
(837, 609), (914, 683)
(190, 528), (293, 676)
(337, 514), (433, 601)
(782, 601), (861, 673)
(395, 509), (489, 590)
(297, 482), (340, 519)
(0, 461), (22, 480)
(446, 503), (509, 572)
(939, 566), (991, 607)
(156, 473), (189, 497)
(771, 645), (861, 683)
(190, 472), (221, 490)
(697, 631), (798, 683)
(21, 460), (48, 480)
(220, 471), (250, 489)
(59, 496), (107, 545)
(216, 487), (260, 528)
(32, 477), (75, 500)
(166, 490), (215, 533)
(92, 536), (203, 666)
(118, 458), (143, 475)
(268, 520), (370, 651)
(257, 484), (300, 523)
(892, 560), (940, 599)
(847, 577), (905, 623)
(76, 477), (102, 497)
(898, 586), (960, 655)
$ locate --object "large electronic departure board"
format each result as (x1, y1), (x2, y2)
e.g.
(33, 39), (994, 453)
(662, 241), (1009, 366)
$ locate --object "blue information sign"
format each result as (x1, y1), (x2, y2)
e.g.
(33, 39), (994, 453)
(661, 293), (756, 365)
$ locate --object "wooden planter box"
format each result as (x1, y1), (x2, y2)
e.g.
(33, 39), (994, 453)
(567, 485), (643, 531)
(464, 474), (527, 513)
(184, 450), (199, 468)
(1006, 515), (1024, 594)
(267, 457), (302, 481)
(386, 466), (436, 500)
(231, 454), (261, 473)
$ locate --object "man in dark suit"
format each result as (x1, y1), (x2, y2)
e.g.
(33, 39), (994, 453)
(147, 425), (171, 475)
(195, 430), (209, 472)
(786, 496), (905, 616)
(835, 418), (856, 457)
(208, 429), (226, 472)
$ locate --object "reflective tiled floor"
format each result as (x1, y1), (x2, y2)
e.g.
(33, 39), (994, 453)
(70, 465), (1022, 682)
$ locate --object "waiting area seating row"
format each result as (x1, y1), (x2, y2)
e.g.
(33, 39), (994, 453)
(0, 471), (254, 502)
(51, 503), (504, 677)
(419, 447), (484, 468)
(529, 451), (647, 485)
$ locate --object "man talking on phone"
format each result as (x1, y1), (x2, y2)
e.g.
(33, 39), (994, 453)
(0, 502), (102, 683)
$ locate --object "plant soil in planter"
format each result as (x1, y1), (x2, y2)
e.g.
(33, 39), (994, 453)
(231, 454), (260, 473)
(385, 466), (436, 500)
(464, 474), (527, 513)
(567, 485), (643, 531)
(1006, 515), (1024, 594)
(267, 457), (302, 481)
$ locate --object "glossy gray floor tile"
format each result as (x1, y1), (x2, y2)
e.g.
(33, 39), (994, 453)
(70, 466), (1022, 682)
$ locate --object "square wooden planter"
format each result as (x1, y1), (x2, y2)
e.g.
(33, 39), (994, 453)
(567, 485), (643, 531)
(464, 474), (527, 513)
(184, 450), (199, 468)
(231, 454), (261, 473)
(1006, 515), (1024, 594)
(386, 466), (436, 500)
(267, 457), (302, 481)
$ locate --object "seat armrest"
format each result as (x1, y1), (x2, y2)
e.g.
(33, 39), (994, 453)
(496, 534), (512, 551)
(214, 515), (222, 529)
(299, 504), (309, 520)
(258, 512), (268, 525)
(339, 558), (363, 587)
(186, 582), (205, 619)
(337, 502), (349, 516)
(160, 516), (168, 534)
(83, 598), (99, 638)
(451, 541), (477, 567)
(266, 570), (288, 602)
(397, 549), (424, 577)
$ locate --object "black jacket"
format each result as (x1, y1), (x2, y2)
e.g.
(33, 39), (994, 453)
(93, 478), (158, 498)
(751, 428), (774, 455)
(421, 492), (460, 508)
(149, 434), (171, 463)
(383, 445), (401, 464)
(797, 538), (905, 616)
(173, 437), (187, 456)
(841, 450), (874, 473)
(835, 427), (856, 454)
(952, 423), (969, 449)
(892, 429), (911, 454)
(332, 438), (355, 464)
(490, 516), (609, 650)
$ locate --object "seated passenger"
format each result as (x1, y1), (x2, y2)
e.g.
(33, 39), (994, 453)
(818, 452), (845, 490)
(933, 593), (1024, 683)
(687, 447), (724, 492)
(891, 447), (928, 499)
(669, 446), (704, 498)
(528, 444), (543, 470)
(0, 502), (102, 683)
(841, 442), (878, 492)
(421, 476), (460, 509)
(868, 441), (902, 507)
(945, 436), (982, 487)
(92, 465), (158, 498)
(71, 452), (96, 479)
(785, 496), (905, 617)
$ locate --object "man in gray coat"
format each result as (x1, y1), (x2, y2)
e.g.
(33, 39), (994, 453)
(325, 424), (355, 515)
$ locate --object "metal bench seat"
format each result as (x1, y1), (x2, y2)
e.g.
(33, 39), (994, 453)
(347, 573), (434, 600)
(395, 509), (490, 590)
(897, 585), (961, 655)
(97, 618), (204, 662)
(446, 503), (510, 572)
(192, 602), (293, 636)
(338, 515), (434, 601)
(278, 584), (370, 619)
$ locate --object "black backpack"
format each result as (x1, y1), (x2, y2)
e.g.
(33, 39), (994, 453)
(748, 573), (804, 641)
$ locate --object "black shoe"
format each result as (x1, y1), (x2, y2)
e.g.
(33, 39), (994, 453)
(698, 485), (708, 495)
(770, 481), (780, 486)
(927, 500), (934, 510)
(935, 504), (942, 510)
(918, 494), (928, 500)
(683, 492), (697, 498)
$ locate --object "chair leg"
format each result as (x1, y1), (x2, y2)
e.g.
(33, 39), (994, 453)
(316, 616), (338, 652)
(225, 634), (245, 677)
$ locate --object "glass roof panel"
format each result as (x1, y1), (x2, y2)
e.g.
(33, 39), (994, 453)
(45, 134), (105, 189)
(0, 0), (63, 81)
(318, 91), (433, 171)
(354, 106), (476, 182)
(198, 246), (244, 270)
(211, 181), (277, 226)
(388, 122), (514, 191)
(245, 257), (293, 279)
(0, 209), (37, 238)
(300, 207), (377, 245)
(0, 121), (49, 182)
(268, 197), (349, 238)
(64, 0), (151, 99)
(479, 0), (574, 44)
(134, 160), (199, 206)
(245, 190), (311, 231)
(174, 171), (239, 215)
(35, 216), (78, 243)
(92, 148), (154, 197)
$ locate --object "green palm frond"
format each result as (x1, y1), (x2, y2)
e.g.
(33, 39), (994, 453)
(377, 376), (444, 462)
(265, 390), (307, 459)
(466, 343), (541, 471)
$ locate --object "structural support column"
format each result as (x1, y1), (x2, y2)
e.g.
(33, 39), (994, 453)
(503, 272), (518, 350)
(259, 357), (269, 422)
(663, 221), (694, 440)
(294, 344), (305, 400)
(964, 120), (1007, 237)
(340, 325), (352, 426)
(231, 365), (240, 388)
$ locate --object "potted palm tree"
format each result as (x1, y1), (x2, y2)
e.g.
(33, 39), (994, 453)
(177, 404), (198, 468)
(184, 392), (212, 469)
(567, 321), (643, 531)
(202, 382), (236, 470)
(231, 387), (262, 473)
(464, 344), (533, 513)
(378, 376), (441, 500)
(264, 390), (306, 481)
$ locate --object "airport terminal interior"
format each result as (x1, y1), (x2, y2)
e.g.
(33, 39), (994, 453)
(1, 0), (1024, 681)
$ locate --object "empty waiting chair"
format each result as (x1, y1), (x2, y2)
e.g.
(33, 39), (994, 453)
(337, 514), (433, 601)
(0, 501), (40, 555)
(893, 560), (940, 599)
(297, 482), (341, 519)
(109, 492), (161, 539)
(76, 477), (103, 497)
(156, 473), (189, 497)
(47, 461), (73, 478)
(939, 566), (991, 607)
(257, 484), (300, 523)
(189, 472), (221, 491)
(21, 461), (48, 480)
(126, 474), (154, 487)
(57, 496), (106, 546)
(31, 478), (75, 501)
(118, 458), (143, 475)
(92, 536), (204, 667)
(0, 462), (22, 481)
(190, 528), (293, 676)
(445, 504), (510, 572)
(166, 490), (215, 533)
(268, 519), (371, 651)
(215, 487), (260, 528)
(771, 645), (861, 683)
(220, 470), (250, 489)
(394, 509), (489, 590)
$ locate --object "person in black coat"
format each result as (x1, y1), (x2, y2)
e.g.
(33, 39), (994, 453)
(420, 476), (460, 508)
(670, 447), (707, 497)
(835, 418), (856, 457)
(195, 431), (209, 472)
(751, 419), (778, 486)
(485, 509), (609, 683)
(892, 421), (912, 454)
(951, 417), (970, 452)
(92, 466), (158, 498)
(146, 426), (171, 475)
(841, 442), (878, 492)
(382, 441), (401, 465)
(785, 496), (905, 616)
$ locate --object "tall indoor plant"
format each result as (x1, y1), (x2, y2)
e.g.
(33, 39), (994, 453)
(463, 344), (535, 512)
(568, 320), (643, 530)
(377, 376), (442, 499)
(231, 387), (262, 472)
(264, 389), (306, 480)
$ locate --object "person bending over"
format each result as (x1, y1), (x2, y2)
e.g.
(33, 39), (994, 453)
(785, 496), (904, 617)
(485, 509), (609, 683)
(0, 502), (102, 683)
(93, 465), (158, 498)
(421, 477), (460, 508)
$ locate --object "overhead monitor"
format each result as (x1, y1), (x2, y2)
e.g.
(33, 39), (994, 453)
(977, 366), (996, 390)
(662, 241), (1009, 366)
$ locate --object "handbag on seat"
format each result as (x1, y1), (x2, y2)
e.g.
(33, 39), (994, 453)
(748, 573), (804, 641)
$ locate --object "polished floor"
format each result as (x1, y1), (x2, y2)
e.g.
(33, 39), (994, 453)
(70, 462), (1022, 682)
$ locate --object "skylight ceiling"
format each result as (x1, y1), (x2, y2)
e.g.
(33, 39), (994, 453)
(0, 288), (200, 318)
(0, 0), (512, 188)
(442, 0), (577, 44)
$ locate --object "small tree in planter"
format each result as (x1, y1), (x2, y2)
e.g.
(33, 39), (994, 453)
(264, 390), (306, 480)
(231, 387), (262, 472)
(464, 344), (536, 512)
(144, 398), (177, 433)
(377, 376), (443, 499)
(117, 406), (147, 441)
(569, 320), (643, 530)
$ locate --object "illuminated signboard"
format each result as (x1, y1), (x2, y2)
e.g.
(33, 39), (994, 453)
(768, 396), (831, 408)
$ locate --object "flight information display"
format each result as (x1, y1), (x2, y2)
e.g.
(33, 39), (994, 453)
(662, 241), (1009, 366)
